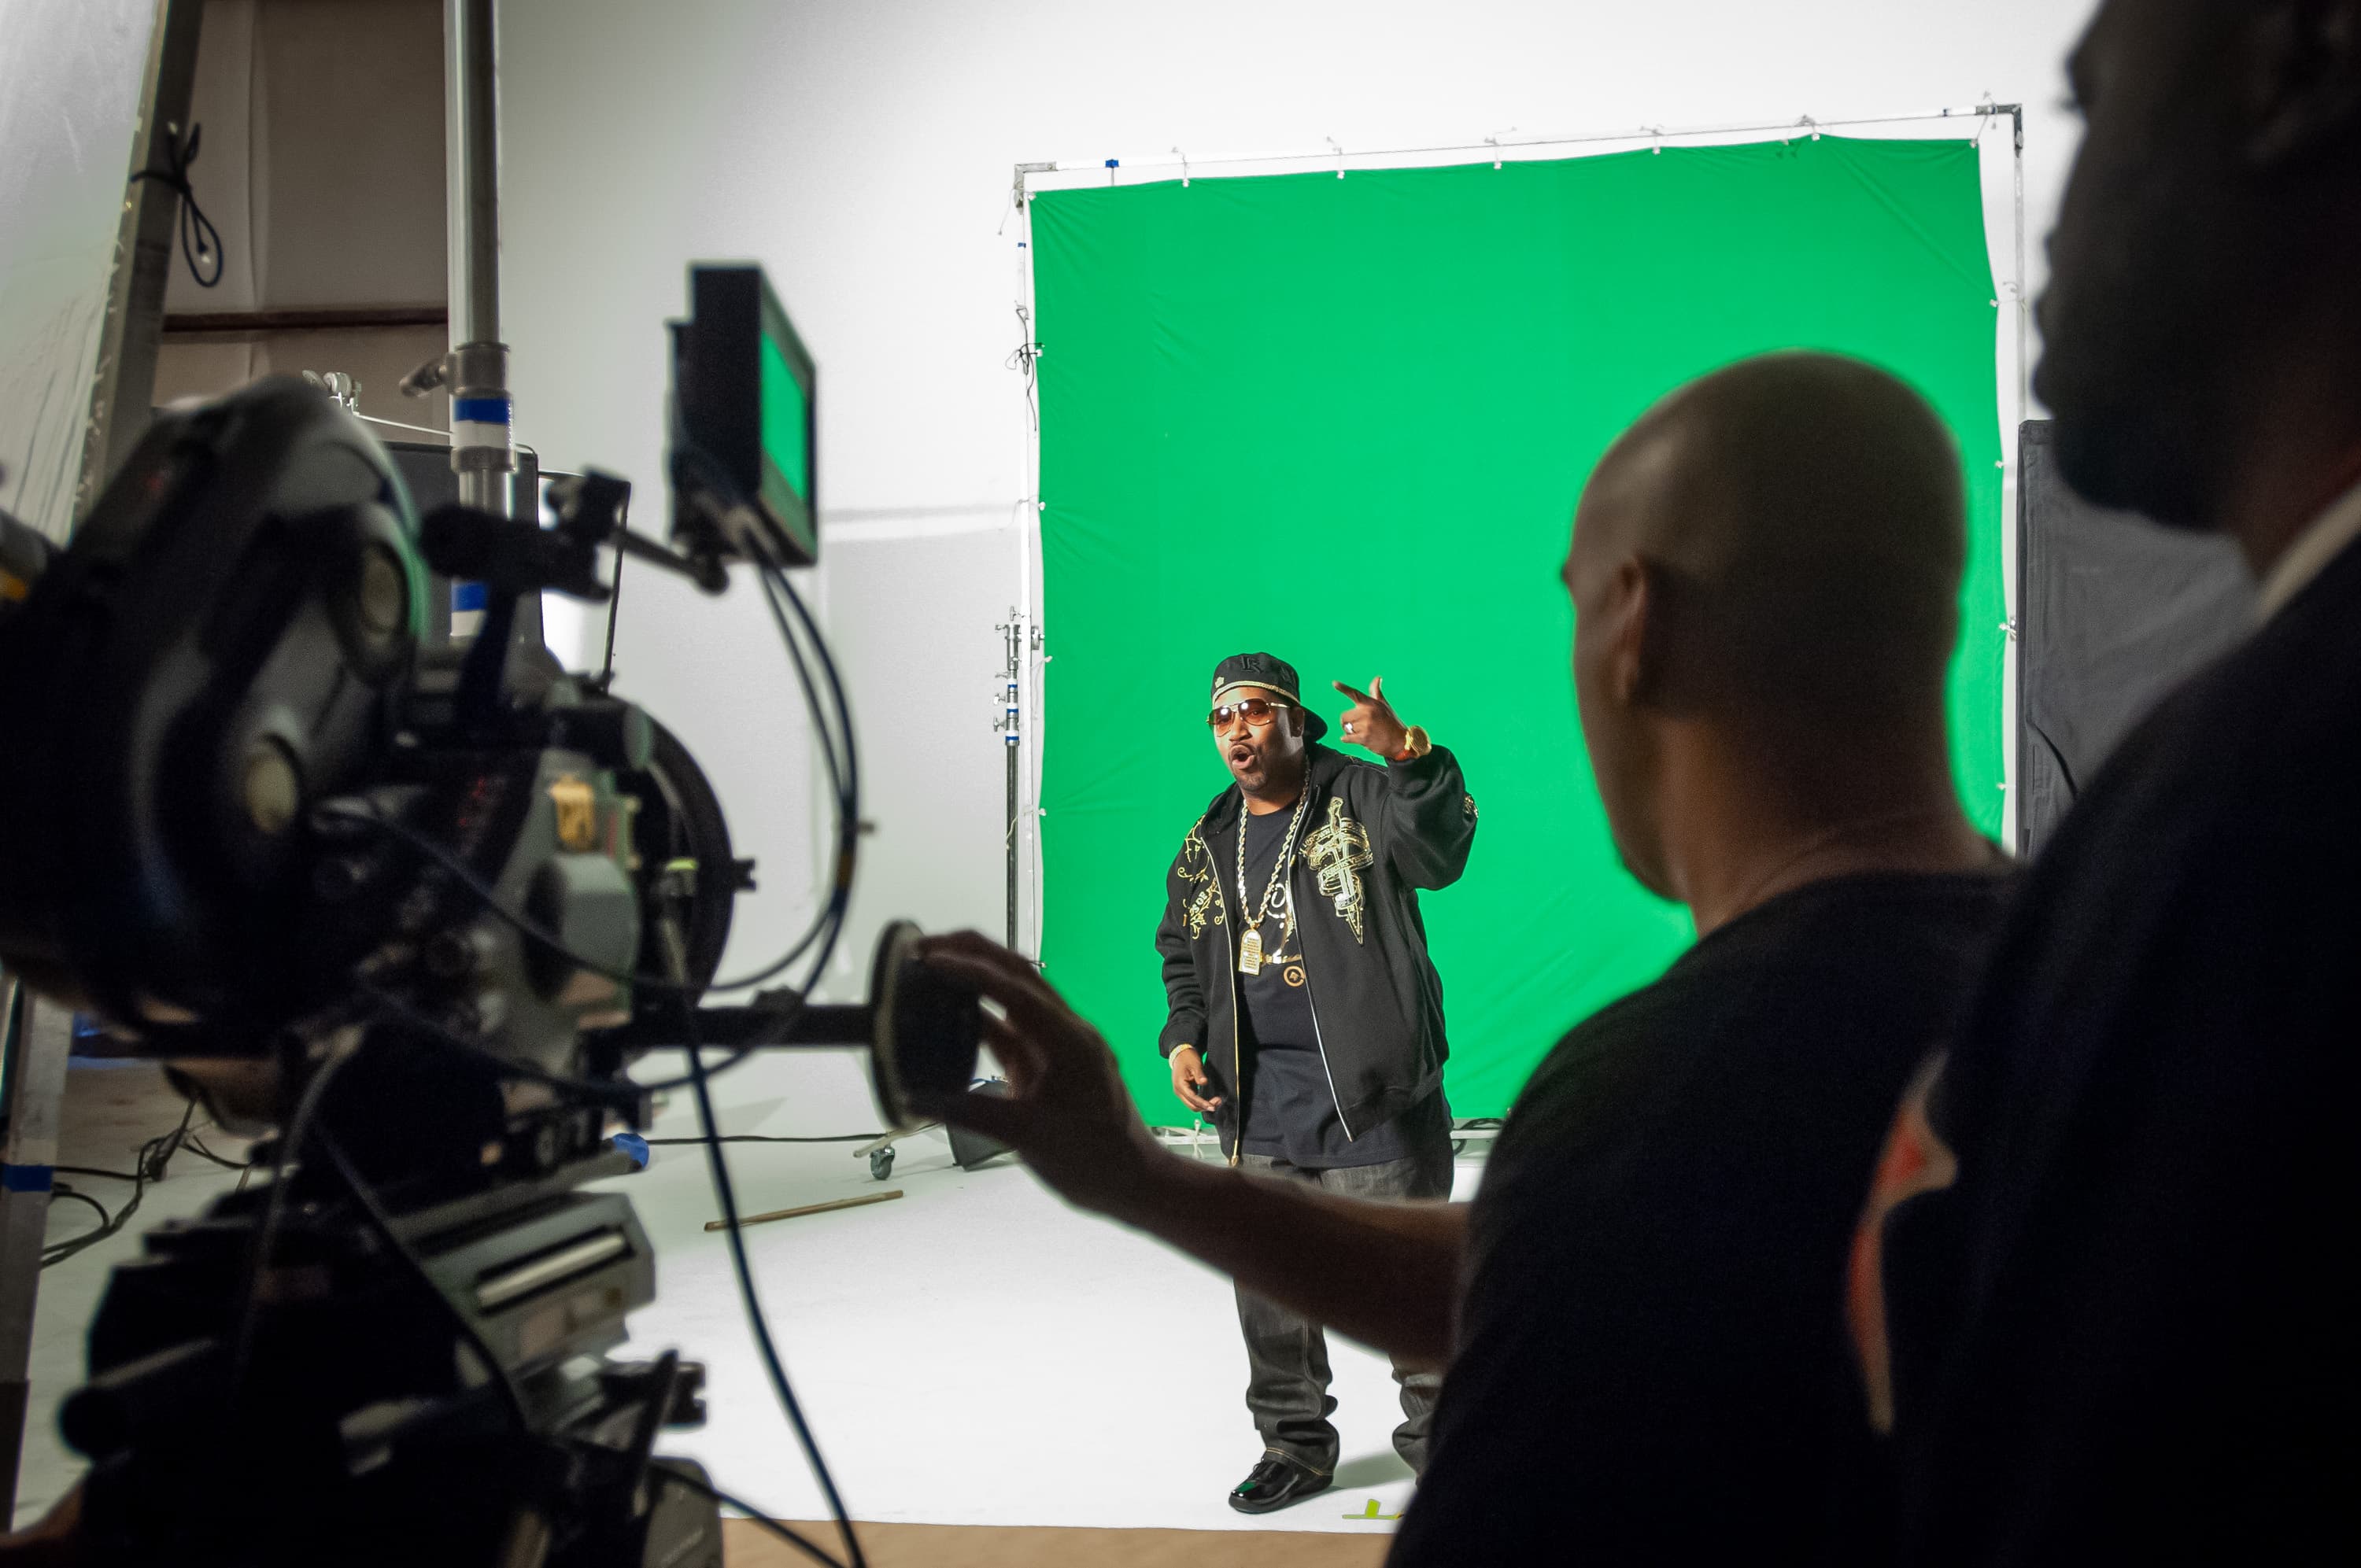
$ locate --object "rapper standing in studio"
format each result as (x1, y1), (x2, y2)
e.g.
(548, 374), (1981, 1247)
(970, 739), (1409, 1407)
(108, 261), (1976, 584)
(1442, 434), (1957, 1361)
(1156, 651), (1478, 1514)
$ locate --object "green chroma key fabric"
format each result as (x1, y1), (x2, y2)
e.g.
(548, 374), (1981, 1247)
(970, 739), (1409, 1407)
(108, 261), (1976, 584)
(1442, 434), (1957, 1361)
(1031, 138), (2004, 1119)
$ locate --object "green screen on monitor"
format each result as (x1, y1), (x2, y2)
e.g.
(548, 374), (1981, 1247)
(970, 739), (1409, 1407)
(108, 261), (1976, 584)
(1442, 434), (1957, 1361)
(682, 264), (818, 564)
(761, 330), (811, 504)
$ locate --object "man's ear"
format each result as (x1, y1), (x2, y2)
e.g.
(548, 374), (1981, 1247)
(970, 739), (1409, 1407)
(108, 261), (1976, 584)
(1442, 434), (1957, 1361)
(2245, 0), (2361, 166)
(1608, 556), (1659, 708)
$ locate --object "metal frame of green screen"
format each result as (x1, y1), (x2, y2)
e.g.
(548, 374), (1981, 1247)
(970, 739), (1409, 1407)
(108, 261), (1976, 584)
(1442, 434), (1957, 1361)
(1003, 106), (2029, 969)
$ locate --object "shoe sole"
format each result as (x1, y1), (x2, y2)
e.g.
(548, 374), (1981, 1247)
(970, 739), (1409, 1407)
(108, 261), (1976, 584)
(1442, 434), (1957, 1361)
(1227, 1475), (1333, 1515)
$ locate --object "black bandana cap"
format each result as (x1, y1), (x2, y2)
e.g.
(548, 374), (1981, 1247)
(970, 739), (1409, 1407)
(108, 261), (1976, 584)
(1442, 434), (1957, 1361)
(1210, 651), (1327, 743)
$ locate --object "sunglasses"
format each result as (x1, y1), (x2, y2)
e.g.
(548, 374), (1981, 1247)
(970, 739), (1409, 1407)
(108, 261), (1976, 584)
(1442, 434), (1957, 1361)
(1207, 698), (1293, 729)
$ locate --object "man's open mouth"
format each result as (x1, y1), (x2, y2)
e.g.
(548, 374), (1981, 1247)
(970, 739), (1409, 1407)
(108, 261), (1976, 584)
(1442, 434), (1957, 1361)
(1229, 744), (1254, 767)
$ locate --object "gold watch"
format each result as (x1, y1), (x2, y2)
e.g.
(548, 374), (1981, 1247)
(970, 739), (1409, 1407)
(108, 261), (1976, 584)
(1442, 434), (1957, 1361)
(1392, 725), (1432, 762)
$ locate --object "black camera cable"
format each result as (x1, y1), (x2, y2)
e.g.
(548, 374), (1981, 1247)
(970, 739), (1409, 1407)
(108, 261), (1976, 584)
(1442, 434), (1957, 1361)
(224, 1041), (360, 1412)
(677, 988), (866, 1568)
(312, 1126), (530, 1430)
(43, 1100), (200, 1268)
(634, 545), (870, 1565)
(46, 1183), (114, 1234)
(656, 1468), (845, 1568)
(128, 120), (223, 289)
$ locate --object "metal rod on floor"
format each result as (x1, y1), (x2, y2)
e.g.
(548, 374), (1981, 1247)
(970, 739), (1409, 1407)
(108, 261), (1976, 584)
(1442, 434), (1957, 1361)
(704, 1190), (903, 1233)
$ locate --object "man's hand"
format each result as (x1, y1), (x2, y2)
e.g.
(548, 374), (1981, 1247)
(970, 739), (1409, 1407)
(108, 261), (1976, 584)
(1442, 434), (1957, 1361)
(1333, 676), (1410, 758)
(914, 932), (1169, 1219)
(917, 935), (1469, 1370)
(1169, 1044), (1221, 1113)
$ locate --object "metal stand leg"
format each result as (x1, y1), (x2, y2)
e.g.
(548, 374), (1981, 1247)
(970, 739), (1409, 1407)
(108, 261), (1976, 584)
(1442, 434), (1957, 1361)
(0, 985), (74, 1523)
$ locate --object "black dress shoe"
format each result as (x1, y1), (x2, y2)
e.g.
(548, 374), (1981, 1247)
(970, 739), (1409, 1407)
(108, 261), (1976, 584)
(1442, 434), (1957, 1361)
(1227, 1455), (1332, 1515)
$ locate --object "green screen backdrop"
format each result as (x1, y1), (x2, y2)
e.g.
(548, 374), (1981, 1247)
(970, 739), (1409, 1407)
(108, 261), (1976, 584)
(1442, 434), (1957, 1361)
(1031, 137), (2003, 1121)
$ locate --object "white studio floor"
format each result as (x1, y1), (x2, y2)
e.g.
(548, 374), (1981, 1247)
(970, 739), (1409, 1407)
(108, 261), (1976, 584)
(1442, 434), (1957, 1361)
(17, 1054), (1487, 1538)
(603, 1068), (1489, 1537)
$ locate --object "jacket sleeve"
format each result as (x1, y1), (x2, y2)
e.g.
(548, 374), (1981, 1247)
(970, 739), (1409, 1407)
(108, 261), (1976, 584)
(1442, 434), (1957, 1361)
(1155, 836), (1208, 1058)
(1380, 743), (1480, 891)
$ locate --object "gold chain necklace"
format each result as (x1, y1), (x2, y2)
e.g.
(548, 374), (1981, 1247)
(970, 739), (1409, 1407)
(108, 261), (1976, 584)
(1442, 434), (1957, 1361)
(1235, 789), (1310, 976)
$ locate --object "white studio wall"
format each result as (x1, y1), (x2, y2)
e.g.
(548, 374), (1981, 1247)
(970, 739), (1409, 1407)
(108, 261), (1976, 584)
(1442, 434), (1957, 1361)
(0, 0), (157, 542)
(150, 0), (453, 435)
(498, 0), (2101, 1022)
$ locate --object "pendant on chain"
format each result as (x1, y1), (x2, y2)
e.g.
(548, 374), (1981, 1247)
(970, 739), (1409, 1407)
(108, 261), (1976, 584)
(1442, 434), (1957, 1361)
(1238, 929), (1265, 975)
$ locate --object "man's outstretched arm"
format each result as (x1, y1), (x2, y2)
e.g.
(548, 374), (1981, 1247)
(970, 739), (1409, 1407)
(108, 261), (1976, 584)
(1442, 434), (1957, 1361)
(916, 932), (1468, 1370)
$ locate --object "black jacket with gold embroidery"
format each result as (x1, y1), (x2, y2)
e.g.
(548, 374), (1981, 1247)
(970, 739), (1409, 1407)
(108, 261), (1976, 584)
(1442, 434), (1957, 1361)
(1153, 741), (1477, 1146)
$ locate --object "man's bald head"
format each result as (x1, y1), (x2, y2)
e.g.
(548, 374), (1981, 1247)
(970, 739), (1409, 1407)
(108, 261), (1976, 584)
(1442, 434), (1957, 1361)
(1569, 352), (1964, 730)
(1563, 353), (1968, 898)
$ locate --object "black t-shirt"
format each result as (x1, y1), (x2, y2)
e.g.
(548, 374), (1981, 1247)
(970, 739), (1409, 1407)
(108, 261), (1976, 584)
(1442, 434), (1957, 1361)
(1235, 802), (1439, 1168)
(1864, 533), (2361, 1566)
(1236, 803), (1317, 1051)
(1390, 867), (2015, 1566)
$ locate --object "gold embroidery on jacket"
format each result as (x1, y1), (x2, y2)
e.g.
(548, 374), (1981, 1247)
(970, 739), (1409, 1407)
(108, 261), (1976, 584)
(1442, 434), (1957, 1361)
(1305, 797), (1375, 943)
(1177, 821), (1225, 939)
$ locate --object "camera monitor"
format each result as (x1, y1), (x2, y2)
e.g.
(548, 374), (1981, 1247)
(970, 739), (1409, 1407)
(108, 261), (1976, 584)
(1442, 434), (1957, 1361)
(674, 264), (818, 566)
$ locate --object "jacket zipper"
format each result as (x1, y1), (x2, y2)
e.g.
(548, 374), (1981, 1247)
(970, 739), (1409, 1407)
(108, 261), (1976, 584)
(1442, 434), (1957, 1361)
(1299, 940), (1356, 1143)
(1266, 793), (1354, 1143)
(1229, 980), (1243, 1169)
(1217, 788), (1358, 1156)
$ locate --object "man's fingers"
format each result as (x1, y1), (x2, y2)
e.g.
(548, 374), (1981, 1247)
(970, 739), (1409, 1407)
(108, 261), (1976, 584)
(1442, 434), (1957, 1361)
(922, 931), (1062, 1004)
(1332, 679), (1373, 706)
(923, 938), (1083, 1050)
(1369, 675), (1387, 707)
(980, 1012), (1048, 1090)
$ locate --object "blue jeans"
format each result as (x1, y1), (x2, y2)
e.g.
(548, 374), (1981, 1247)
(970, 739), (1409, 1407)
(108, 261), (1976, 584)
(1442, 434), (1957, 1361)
(1232, 1128), (1455, 1477)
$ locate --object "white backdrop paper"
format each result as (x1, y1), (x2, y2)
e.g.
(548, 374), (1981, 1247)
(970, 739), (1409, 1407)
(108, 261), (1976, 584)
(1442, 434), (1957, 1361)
(0, 0), (156, 540)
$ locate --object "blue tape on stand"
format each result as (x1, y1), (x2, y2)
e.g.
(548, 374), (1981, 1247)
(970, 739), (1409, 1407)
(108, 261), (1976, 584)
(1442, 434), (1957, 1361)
(611, 1133), (649, 1168)
(452, 581), (489, 612)
(452, 396), (512, 426)
(2, 1164), (55, 1194)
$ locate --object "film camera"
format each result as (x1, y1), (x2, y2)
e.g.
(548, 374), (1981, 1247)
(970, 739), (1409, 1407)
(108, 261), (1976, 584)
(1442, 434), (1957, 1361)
(0, 267), (974, 1565)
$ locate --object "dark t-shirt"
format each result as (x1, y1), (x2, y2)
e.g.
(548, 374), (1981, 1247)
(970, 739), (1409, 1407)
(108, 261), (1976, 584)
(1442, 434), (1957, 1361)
(1235, 804), (1317, 1050)
(1391, 867), (2015, 1566)
(1862, 534), (2361, 1565)
(1235, 802), (1439, 1168)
